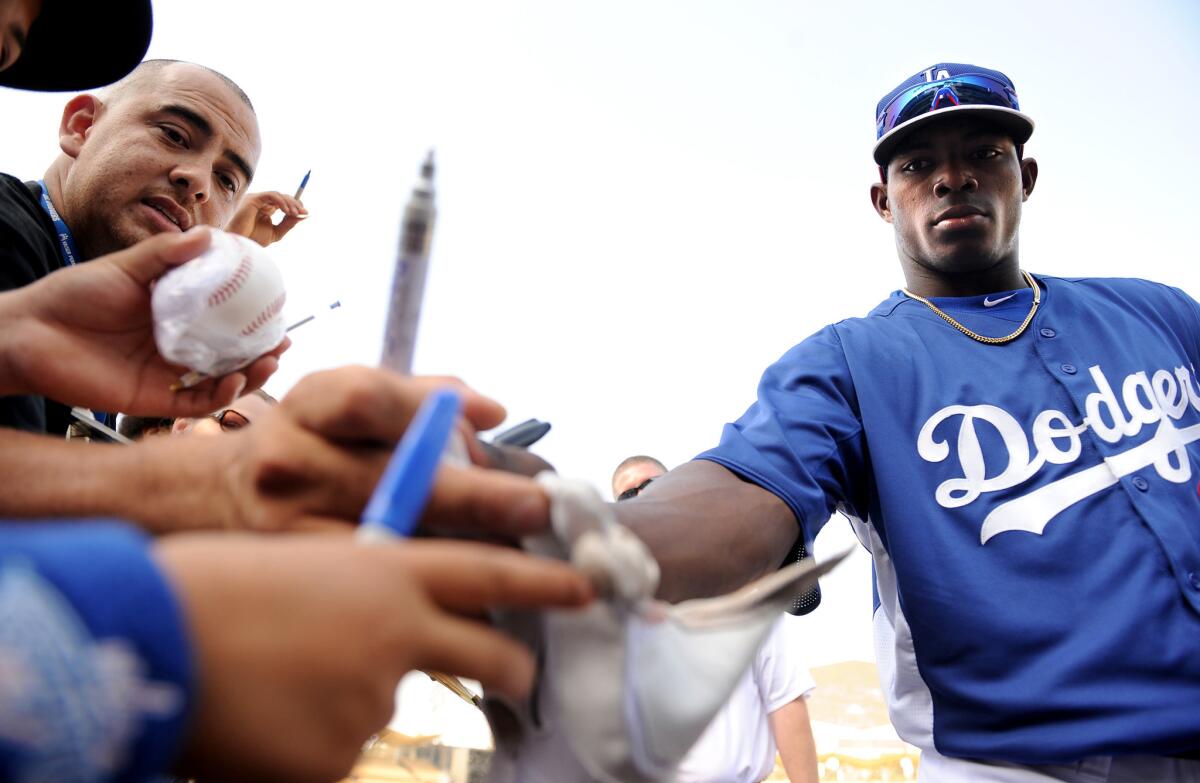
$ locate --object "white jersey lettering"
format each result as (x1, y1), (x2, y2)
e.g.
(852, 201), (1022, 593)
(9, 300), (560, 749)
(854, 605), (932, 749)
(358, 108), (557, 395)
(918, 363), (1200, 543)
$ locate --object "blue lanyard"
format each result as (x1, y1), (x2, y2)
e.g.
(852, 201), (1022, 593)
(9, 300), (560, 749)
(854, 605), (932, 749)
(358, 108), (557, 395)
(35, 180), (81, 267)
(35, 179), (108, 425)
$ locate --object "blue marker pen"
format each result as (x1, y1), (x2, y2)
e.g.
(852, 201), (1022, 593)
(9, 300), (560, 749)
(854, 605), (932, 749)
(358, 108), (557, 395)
(294, 169), (311, 200)
(358, 388), (461, 542)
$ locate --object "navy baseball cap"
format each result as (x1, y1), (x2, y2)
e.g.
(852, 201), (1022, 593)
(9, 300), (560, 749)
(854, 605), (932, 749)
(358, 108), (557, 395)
(0, 0), (153, 92)
(873, 63), (1034, 166)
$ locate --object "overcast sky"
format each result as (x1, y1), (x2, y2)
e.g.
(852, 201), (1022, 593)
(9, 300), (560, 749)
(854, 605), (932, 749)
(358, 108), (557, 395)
(2, 1), (1198, 670)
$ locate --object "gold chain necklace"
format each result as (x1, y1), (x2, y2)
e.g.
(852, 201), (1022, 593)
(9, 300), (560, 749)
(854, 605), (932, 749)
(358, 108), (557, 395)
(902, 270), (1040, 345)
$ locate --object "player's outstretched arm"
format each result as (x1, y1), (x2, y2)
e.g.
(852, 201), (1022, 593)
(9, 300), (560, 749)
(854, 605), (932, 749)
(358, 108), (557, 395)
(224, 191), (307, 248)
(614, 459), (799, 602)
(0, 229), (286, 417)
(156, 534), (593, 783)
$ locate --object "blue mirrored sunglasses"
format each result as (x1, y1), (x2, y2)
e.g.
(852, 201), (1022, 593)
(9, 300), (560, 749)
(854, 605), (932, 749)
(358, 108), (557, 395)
(876, 74), (1020, 138)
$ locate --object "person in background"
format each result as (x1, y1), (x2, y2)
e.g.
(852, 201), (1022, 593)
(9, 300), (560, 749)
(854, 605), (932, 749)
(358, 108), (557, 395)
(611, 454), (666, 501)
(170, 388), (276, 436)
(116, 389), (276, 439)
(118, 414), (174, 440)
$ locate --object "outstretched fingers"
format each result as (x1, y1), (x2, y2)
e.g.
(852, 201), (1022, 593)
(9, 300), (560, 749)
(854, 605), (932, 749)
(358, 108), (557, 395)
(413, 610), (538, 700)
(422, 464), (551, 538)
(395, 540), (592, 614)
(282, 368), (505, 445)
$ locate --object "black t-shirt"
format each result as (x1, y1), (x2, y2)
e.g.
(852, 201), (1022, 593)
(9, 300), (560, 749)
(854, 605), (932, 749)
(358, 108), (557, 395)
(0, 174), (72, 434)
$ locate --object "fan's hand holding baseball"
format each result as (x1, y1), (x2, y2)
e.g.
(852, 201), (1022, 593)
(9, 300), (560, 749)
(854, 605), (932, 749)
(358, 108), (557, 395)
(155, 534), (594, 782)
(0, 229), (287, 417)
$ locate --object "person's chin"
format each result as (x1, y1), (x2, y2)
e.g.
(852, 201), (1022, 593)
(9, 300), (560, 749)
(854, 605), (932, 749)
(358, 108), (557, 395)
(927, 244), (1002, 276)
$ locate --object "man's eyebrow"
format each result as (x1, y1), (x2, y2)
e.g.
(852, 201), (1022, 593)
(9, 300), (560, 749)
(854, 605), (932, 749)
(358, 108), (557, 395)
(160, 104), (255, 184)
(226, 149), (255, 184)
(162, 104), (212, 136)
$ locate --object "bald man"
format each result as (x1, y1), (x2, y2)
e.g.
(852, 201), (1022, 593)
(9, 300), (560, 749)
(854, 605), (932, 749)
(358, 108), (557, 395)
(611, 455), (667, 501)
(0, 59), (284, 433)
(0, 61), (355, 538)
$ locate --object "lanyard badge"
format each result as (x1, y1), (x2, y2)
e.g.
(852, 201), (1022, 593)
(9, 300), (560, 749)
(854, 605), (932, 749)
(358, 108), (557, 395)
(35, 180), (81, 267)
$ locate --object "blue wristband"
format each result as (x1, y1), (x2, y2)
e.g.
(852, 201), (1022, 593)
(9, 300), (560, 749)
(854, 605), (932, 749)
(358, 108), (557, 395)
(0, 521), (194, 782)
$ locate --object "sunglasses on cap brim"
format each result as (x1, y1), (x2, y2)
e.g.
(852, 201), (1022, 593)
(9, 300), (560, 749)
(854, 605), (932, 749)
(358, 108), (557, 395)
(876, 74), (1020, 139)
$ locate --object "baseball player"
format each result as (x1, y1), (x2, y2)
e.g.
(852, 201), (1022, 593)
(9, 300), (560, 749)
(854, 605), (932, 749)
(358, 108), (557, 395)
(614, 63), (1200, 781)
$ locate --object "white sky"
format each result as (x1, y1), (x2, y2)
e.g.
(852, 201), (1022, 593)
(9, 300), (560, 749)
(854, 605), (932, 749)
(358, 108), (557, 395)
(2, 1), (1199, 669)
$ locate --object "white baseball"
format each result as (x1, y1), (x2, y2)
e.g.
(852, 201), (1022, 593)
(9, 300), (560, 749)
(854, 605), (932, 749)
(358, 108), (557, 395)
(152, 230), (287, 376)
(190, 233), (285, 338)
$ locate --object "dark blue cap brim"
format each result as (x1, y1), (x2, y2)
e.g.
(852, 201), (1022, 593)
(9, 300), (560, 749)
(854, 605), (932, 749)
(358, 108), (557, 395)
(873, 105), (1035, 166)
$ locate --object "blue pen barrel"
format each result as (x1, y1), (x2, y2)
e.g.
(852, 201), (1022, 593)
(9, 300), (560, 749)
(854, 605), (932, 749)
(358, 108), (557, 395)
(358, 388), (462, 540)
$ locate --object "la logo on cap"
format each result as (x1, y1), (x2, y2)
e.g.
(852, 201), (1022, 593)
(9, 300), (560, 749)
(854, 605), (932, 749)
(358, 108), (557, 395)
(923, 67), (951, 82)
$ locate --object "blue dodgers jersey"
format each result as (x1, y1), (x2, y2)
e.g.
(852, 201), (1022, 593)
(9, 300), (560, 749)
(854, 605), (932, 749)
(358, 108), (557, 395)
(699, 275), (1200, 764)
(0, 522), (194, 782)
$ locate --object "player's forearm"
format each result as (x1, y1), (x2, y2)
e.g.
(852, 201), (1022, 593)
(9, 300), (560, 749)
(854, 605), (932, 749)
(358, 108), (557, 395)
(0, 429), (233, 534)
(614, 459), (799, 603)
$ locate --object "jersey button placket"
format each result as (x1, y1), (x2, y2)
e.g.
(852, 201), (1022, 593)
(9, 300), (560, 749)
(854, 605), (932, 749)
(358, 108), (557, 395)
(1061, 363), (1077, 375)
(1131, 476), (1150, 492)
(1039, 327), (1056, 338)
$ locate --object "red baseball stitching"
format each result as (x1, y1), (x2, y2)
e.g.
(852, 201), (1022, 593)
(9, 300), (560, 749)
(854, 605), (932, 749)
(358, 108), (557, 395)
(208, 255), (253, 307)
(241, 293), (286, 337)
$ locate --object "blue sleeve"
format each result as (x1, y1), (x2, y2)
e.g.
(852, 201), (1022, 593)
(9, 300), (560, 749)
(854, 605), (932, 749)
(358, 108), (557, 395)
(0, 521), (195, 783)
(696, 324), (867, 542)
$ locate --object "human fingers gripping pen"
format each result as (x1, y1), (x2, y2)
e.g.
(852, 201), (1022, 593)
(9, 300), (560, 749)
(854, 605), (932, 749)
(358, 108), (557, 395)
(357, 387), (486, 710)
(358, 387), (462, 543)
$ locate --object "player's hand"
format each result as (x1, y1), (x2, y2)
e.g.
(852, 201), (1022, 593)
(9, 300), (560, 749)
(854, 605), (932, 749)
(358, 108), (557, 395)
(225, 191), (307, 247)
(0, 229), (287, 417)
(201, 366), (554, 537)
(155, 534), (593, 782)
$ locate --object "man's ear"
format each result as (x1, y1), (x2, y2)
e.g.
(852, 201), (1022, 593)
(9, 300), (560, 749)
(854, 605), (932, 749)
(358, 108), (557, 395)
(1020, 156), (1038, 201)
(870, 181), (892, 224)
(58, 94), (102, 158)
